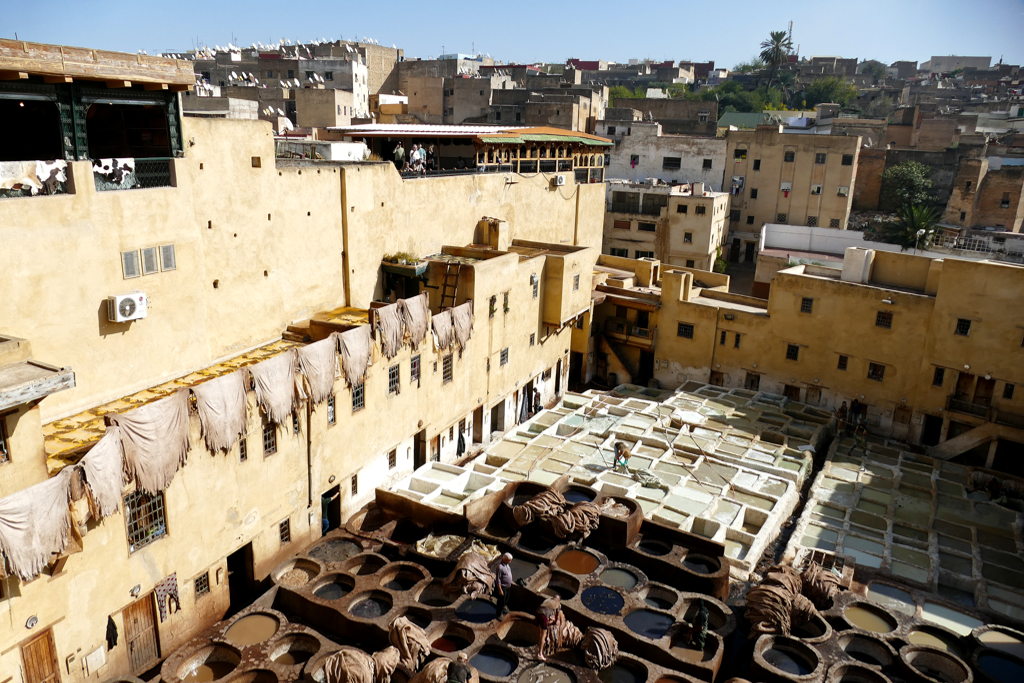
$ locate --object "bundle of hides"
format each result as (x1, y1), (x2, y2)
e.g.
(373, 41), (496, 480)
(802, 563), (842, 609)
(192, 369), (248, 452)
(451, 301), (474, 351)
(375, 303), (405, 360)
(550, 501), (601, 540)
(745, 584), (818, 636)
(468, 539), (501, 562)
(763, 566), (804, 596)
(581, 627), (619, 670)
(512, 490), (567, 526)
(109, 389), (190, 495)
(442, 552), (494, 599)
(415, 533), (465, 559)
(542, 608), (584, 657)
(321, 646), (400, 683)
(398, 293), (430, 350)
(297, 335), (340, 404)
(339, 325), (373, 387)
(79, 427), (126, 519)
(409, 657), (480, 683)
(599, 498), (631, 518)
(388, 616), (431, 671)
(431, 309), (454, 350)
(0, 467), (75, 580)
(248, 350), (297, 424)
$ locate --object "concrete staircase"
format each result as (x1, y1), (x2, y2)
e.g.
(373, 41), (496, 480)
(599, 334), (638, 384)
(926, 421), (1008, 460)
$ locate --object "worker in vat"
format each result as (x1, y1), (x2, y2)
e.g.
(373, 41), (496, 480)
(535, 594), (562, 661)
(614, 442), (631, 472)
(494, 552), (514, 615)
(447, 652), (473, 683)
(683, 598), (710, 651)
(854, 422), (869, 453)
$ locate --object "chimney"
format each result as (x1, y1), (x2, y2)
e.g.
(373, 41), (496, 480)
(692, 182), (705, 196)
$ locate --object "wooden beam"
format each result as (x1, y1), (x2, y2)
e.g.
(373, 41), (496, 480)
(105, 80), (131, 88)
(168, 84), (190, 92)
(43, 75), (73, 84)
(143, 82), (169, 91)
(0, 70), (28, 80)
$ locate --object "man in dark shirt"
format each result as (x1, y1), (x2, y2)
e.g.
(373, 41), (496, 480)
(447, 653), (472, 683)
(685, 598), (710, 650)
(494, 552), (514, 614)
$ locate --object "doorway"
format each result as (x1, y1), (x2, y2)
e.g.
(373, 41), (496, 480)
(921, 414), (943, 446)
(430, 435), (440, 461)
(21, 628), (61, 683)
(414, 430), (427, 469)
(891, 406), (912, 442)
(321, 486), (341, 535)
(709, 370), (724, 386)
(955, 372), (975, 399)
(472, 407), (484, 444)
(637, 351), (654, 387)
(123, 595), (161, 673)
(729, 237), (741, 262)
(569, 352), (583, 389)
(744, 372), (761, 391)
(555, 359), (562, 395)
(745, 241), (756, 262)
(226, 543), (257, 616)
(974, 377), (995, 406)
(783, 384), (801, 401)
(805, 386), (821, 406)
(490, 402), (505, 433)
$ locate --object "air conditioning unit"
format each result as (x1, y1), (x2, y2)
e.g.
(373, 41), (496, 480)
(108, 292), (148, 323)
(551, 175), (566, 187)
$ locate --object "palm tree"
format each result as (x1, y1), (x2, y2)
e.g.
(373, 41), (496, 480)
(759, 30), (794, 90)
(893, 205), (940, 252)
(777, 71), (796, 107)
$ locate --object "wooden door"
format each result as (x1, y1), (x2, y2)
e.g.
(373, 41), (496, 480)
(955, 372), (975, 399)
(891, 406), (912, 442)
(805, 387), (821, 406)
(783, 385), (801, 401)
(974, 378), (995, 406)
(123, 594), (161, 672)
(21, 629), (60, 683)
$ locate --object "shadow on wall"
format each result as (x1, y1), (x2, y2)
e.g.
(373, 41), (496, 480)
(97, 299), (135, 338)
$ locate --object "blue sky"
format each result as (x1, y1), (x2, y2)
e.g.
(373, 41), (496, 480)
(5, 0), (1023, 69)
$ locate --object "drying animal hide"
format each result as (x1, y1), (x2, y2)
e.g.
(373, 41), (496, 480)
(745, 584), (794, 636)
(409, 657), (480, 683)
(248, 350), (297, 424)
(550, 501), (601, 540)
(92, 158), (136, 188)
(375, 303), (405, 360)
(388, 616), (431, 671)
(339, 325), (373, 388)
(398, 293), (430, 350)
(322, 646), (398, 683)
(36, 160), (67, 194)
(192, 370), (248, 452)
(79, 427), (126, 519)
(0, 467), (75, 580)
(110, 389), (191, 496)
(512, 489), (568, 526)
(541, 608), (583, 657)
(442, 552), (494, 599)
(0, 161), (40, 193)
(431, 309), (454, 350)
(581, 627), (619, 670)
(451, 301), (474, 351)
(763, 565), (804, 596)
(297, 335), (340, 404)
(415, 533), (465, 559)
(802, 563), (842, 609)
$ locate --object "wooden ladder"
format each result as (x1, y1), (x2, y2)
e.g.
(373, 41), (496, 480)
(440, 263), (460, 310)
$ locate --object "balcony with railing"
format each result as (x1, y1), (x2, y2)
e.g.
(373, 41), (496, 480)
(93, 158), (174, 192)
(995, 409), (1024, 430)
(603, 319), (657, 349)
(946, 395), (990, 419)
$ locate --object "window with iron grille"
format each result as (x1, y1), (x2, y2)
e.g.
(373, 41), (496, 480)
(730, 209), (741, 221)
(876, 311), (893, 329)
(351, 474), (358, 496)
(806, 216), (818, 227)
(955, 318), (971, 336)
(829, 218), (841, 228)
(683, 232), (693, 243)
(720, 331), (727, 346)
(695, 205), (706, 215)
(635, 250), (654, 258)
(677, 204), (688, 214)
(459, 418), (465, 434)
(842, 154), (853, 166)
(411, 355), (421, 386)
(292, 413), (300, 435)
(279, 519), (291, 545)
(703, 158), (713, 169)
(677, 323), (694, 339)
(638, 222), (656, 232)
(734, 333), (741, 349)
(388, 449), (397, 469)
(933, 367), (945, 386)
(327, 395), (336, 425)
(530, 333), (535, 346)
(747, 216), (755, 224)
(0, 419), (8, 464)
(124, 491), (167, 553)
(503, 291), (509, 314)
(489, 295), (496, 318)
(500, 348), (509, 366)
(867, 363), (885, 381)
(532, 277), (538, 298)
(800, 298), (813, 313)
(194, 571), (210, 598)
(663, 157), (682, 170)
(750, 188), (758, 199)
(263, 421), (277, 455)
(1004, 384), (1015, 400)
(573, 274), (580, 291)
(443, 354), (453, 383)
(239, 436), (247, 462)
(784, 151), (795, 162)
(388, 364), (400, 394)
(815, 153), (827, 164)
(777, 213), (788, 224)
(786, 344), (800, 361)
(838, 355), (848, 371)
(352, 382), (365, 411)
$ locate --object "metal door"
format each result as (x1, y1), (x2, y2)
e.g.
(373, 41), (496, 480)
(21, 629), (60, 683)
(123, 594), (161, 672)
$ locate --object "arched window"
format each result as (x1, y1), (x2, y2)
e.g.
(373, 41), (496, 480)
(539, 146), (547, 158)
(487, 149), (494, 163)
(557, 147), (565, 158)
(531, 146), (538, 159)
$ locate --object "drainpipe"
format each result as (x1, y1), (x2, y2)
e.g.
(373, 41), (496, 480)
(340, 167), (352, 305)
(573, 185), (581, 246)
(306, 400), (314, 510)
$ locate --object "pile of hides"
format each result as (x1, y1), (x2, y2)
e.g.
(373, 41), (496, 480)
(541, 606), (583, 657)
(512, 490), (601, 539)
(248, 350), (297, 424)
(415, 533), (465, 559)
(192, 370), (248, 452)
(388, 616), (431, 671)
(443, 552), (495, 599)
(398, 293), (430, 350)
(802, 563), (843, 608)
(110, 388), (191, 495)
(599, 498), (631, 518)
(468, 539), (501, 562)
(581, 627), (619, 670)
(339, 325), (373, 387)
(409, 658), (479, 683)
(746, 564), (840, 636)
(321, 646), (400, 683)
(298, 335), (340, 404)
(375, 303), (404, 360)
(451, 302), (474, 351)
(431, 309), (454, 350)
(512, 490), (567, 526)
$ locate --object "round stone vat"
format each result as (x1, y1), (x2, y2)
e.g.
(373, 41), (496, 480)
(427, 622), (476, 652)
(825, 663), (892, 683)
(273, 557), (322, 589)
(837, 632), (897, 668)
(791, 613), (833, 644)
(378, 563), (428, 592)
(899, 645), (972, 683)
(582, 586), (625, 615)
(972, 648), (1024, 683)
(310, 573), (356, 601)
(340, 553), (388, 576)
(516, 534), (556, 555)
(390, 519), (427, 545)
(470, 646), (519, 678)
(392, 606), (433, 630)
(347, 505), (391, 534)
(599, 567), (639, 590)
(223, 670), (278, 683)
(555, 549), (600, 575)
(752, 635), (825, 682)
(563, 485), (597, 503)
(499, 618), (541, 650)
(223, 613), (281, 647)
(681, 597), (729, 634)
(347, 591), (394, 620)
(973, 625), (1024, 660)
(907, 625), (965, 658)
(454, 598), (498, 624)
(416, 580), (455, 607)
(537, 571), (581, 600)
(642, 585), (678, 611)
(597, 658), (648, 683)
(681, 553), (720, 575)
(307, 538), (363, 564)
(176, 644), (242, 683)
(637, 537), (673, 557)
(623, 608), (674, 640)
(268, 634), (321, 667)
(510, 558), (540, 583)
(843, 602), (899, 635)
(518, 663), (576, 683)
(669, 629), (720, 663)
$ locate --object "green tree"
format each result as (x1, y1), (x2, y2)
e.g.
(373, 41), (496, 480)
(759, 30), (794, 88)
(880, 205), (940, 251)
(879, 161), (933, 211)
(804, 76), (859, 107)
(608, 85), (646, 107)
(732, 57), (766, 74)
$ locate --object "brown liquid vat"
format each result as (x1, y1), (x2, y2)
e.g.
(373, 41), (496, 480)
(752, 634), (826, 683)
(836, 632), (897, 669)
(169, 644), (242, 683)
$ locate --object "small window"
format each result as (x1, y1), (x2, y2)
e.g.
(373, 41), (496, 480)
(305, 71), (315, 80)
(1001, 192), (1010, 209)
(786, 344), (800, 361)
(530, 333), (535, 346)
(263, 421), (277, 455)
(677, 204), (688, 214)
(684, 232), (693, 243)
(733, 149), (747, 160)
(933, 367), (945, 387)
(876, 311), (893, 329)
(287, 70), (295, 79)
(327, 395), (336, 425)
(388, 364), (400, 394)
(806, 216), (818, 227)
(325, 72), (333, 80)
(607, 126), (617, 135)
(532, 276), (538, 299)
(443, 354), (453, 383)
(686, 259), (695, 267)
(746, 216), (755, 225)
(752, 159), (761, 171)
(122, 250), (141, 279)
(960, 211), (967, 221)
(411, 355), (421, 386)
(292, 413), (300, 435)
(629, 154), (639, 166)
(677, 323), (694, 339)
(635, 250), (654, 258)
(719, 331), (727, 346)
(815, 153), (827, 164)
(575, 317), (584, 330)
(811, 185), (822, 195)
(124, 491), (167, 553)
(156, 245), (176, 272)
(867, 362), (885, 381)
(784, 151), (795, 162)
(613, 220), (631, 230)
(503, 291), (509, 314)
(663, 157), (682, 170)
(194, 572), (210, 598)
(837, 186), (849, 197)
(500, 348), (509, 366)
(777, 213), (788, 224)
(238, 436), (247, 461)
(352, 382), (365, 411)
(734, 333), (741, 348)
(695, 205), (706, 215)
(730, 209), (741, 222)
(702, 158), (712, 169)
(388, 448), (397, 469)
(750, 188), (758, 199)
(279, 519), (291, 545)
(638, 222), (656, 232)
(251, 156), (262, 168)
(351, 474), (358, 496)
(955, 318), (971, 336)
(573, 274), (580, 291)
(1002, 383), (1014, 400)
(801, 298), (813, 314)
(610, 247), (628, 257)
(841, 154), (853, 166)
(838, 355), (848, 371)
(829, 218), (841, 228)
(489, 295), (496, 318)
